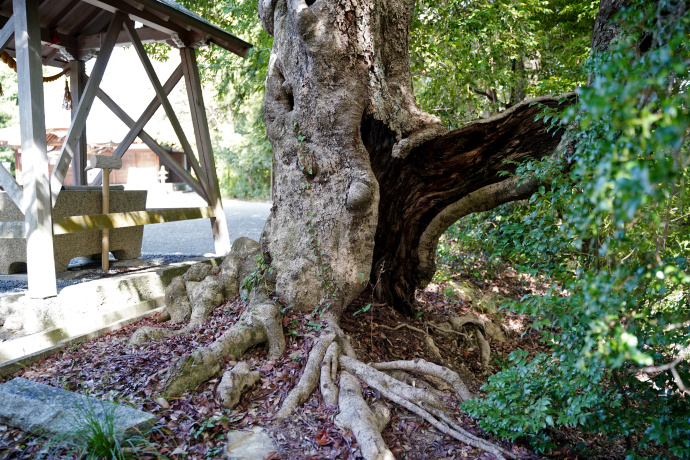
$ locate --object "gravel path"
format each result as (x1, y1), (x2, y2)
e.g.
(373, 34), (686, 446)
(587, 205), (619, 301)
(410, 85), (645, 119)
(0, 193), (272, 295)
(142, 194), (272, 256)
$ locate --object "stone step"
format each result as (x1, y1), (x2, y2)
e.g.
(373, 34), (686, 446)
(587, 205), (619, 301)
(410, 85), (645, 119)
(0, 257), (222, 370)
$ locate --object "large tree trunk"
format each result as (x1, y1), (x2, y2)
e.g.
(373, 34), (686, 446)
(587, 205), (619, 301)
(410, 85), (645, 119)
(258, 0), (568, 317)
(133, 2), (628, 458)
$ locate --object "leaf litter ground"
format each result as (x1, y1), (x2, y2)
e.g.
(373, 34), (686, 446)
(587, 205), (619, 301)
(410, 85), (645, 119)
(0, 261), (626, 460)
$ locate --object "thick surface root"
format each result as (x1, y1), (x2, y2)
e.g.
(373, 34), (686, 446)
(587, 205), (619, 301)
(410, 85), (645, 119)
(320, 341), (340, 406)
(275, 330), (336, 419)
(335, 372), (394, 460)
(372, 358), (472, 401)
(447, 316), (492, 368)
(476, 329), (491, 369)
(160, 294), (284, 396)
(139, 300), (511, 459)
(340, 355), (514, 460)
(272, 325), (512, 460)
(129, 238), (261, 346)
(340, 356), (444, 410)
(217, 362), (261, 409)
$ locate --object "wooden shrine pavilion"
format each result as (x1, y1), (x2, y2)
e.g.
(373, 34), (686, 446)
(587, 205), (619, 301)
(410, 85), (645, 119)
(0, 0), (251, 298)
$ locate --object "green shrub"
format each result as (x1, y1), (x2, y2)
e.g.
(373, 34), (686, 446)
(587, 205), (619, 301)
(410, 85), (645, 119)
(456, 1), (690, 457)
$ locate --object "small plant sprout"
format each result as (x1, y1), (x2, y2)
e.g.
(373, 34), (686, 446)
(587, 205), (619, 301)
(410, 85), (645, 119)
(43, 396), (165, 460)
(353, 303), (371, 316)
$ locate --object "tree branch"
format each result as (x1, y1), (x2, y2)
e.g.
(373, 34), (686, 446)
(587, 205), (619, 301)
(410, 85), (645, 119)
(470, 86), (493, 100)
(370, 93), (576, 314)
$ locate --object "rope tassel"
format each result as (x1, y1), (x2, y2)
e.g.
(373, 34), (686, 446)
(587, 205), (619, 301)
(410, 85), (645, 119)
(62, 79), (73, 110)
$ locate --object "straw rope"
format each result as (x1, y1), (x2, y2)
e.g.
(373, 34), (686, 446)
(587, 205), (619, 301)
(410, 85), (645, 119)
(0, 51), (69, 82)
(0, 51), (72, 107)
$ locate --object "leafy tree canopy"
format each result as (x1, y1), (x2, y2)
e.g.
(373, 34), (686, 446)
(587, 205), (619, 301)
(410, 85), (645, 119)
(172, 0), (599, 198)
(149, 0), (273, 199)
(410, 0), (598, 127)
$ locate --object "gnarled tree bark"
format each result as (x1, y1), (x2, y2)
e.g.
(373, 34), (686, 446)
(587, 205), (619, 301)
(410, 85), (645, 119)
(369, 94), (572, 314)
(258, 0), (571, 317)
(131, 1), (627, 458)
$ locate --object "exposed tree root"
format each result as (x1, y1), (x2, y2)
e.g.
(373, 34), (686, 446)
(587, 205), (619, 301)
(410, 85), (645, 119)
(267, 323), (511, 460)
(129, 270), (227, 345)
(447, 317), (492, 370)
(276, 330), (336, 419)
(378, 322), (428, 335)
(447, 316), (487, 330)
(320, 341), (341, 406)
(335, 371), (394, 460)
(383, 369), (451, 398)
(425, 404), (512, 457)
(372, 358), (472, 401)
(379, 317), (492, 370)
(139, 267), (508, 459)
(160, 292), (284, 397)
(216, 361), (261, 409)
(129, 237), (262, 346)
(340, 356), (445, 410)
(340, 356), (515, 459)
(476, 329), (491, 369)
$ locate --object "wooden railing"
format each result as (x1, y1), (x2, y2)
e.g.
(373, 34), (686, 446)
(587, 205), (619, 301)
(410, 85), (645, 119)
(0, 207), (215, 238)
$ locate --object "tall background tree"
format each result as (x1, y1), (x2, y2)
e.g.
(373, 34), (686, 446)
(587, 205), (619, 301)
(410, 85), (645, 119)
(410, 0), (596, 126)
(167, 0), (274, 199)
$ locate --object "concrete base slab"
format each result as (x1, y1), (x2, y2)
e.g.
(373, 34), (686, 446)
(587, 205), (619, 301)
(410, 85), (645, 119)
(0, 377), (155, 440)
(0, 257), (222, 370)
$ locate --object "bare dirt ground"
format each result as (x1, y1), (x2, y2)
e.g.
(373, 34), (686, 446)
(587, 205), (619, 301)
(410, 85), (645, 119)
(0, 261), (627, 460)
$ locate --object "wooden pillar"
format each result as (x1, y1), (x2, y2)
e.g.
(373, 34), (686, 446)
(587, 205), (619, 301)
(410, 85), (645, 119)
(180, 46), (231, 255)
(85, 154), (122, 271)
(101, 168), (110, 269)
(69, 60), (87, 185)
(13, 0), (57, 297)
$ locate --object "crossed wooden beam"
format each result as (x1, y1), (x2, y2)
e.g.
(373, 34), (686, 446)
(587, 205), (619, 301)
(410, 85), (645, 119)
(0, 0), (233, 298)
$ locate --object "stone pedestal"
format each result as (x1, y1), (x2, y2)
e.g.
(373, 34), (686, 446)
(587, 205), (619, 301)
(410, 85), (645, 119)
(0, 189), (147, 274)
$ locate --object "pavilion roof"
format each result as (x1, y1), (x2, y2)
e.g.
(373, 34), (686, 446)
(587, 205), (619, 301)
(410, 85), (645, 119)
(0, 0), (251, 68)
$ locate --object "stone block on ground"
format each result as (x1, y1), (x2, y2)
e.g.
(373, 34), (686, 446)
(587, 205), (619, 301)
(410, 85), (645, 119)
(0, 377), (155, 440)
(225, 427), (278, 459)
